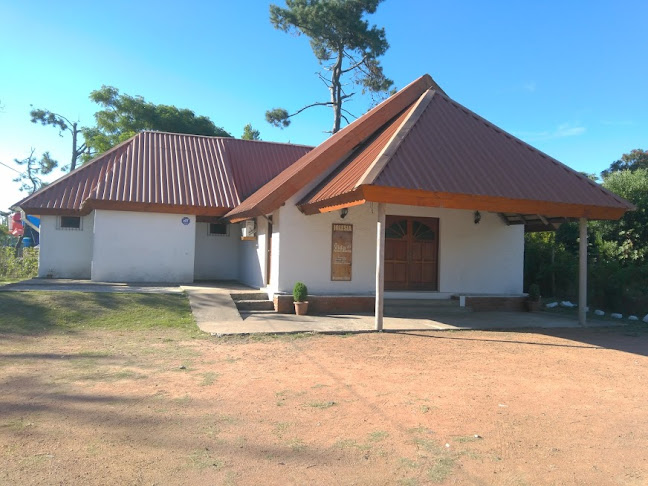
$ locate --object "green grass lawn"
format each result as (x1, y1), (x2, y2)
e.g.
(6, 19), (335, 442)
(0, 291), (200, 336)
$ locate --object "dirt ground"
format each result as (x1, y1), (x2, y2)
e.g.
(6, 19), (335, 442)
(1, 327), (647, 485)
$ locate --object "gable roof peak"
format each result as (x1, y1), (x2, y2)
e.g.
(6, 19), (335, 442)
(226, 73), (438, 221)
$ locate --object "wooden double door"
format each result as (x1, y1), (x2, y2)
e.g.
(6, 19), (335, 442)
(384, 216), (439, 291)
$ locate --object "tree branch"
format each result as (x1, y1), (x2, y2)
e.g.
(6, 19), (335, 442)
(316, 72), (332, 89)
(341, 108), (358, 120)
(341, 54), (368, 74)
(289, 101), (334, 118)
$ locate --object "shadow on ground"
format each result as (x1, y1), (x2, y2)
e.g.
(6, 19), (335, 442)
(394, 323), (648, 357)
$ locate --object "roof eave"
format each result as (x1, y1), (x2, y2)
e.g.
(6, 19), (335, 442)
(360, 185), (630, 220)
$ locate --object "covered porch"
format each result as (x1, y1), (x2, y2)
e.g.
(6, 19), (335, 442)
(293, 80), (632, 329)
(226, 74), (634, 328)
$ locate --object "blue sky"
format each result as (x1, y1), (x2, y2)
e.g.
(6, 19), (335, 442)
(1, 0), (646, 211)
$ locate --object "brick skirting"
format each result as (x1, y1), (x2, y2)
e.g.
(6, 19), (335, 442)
(274, 294), (527, 314)
(274, 295), (374, 314)
(464, 296), (526, 312)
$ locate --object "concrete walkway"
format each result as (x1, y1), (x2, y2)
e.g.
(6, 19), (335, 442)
(180, 284), (618, 335)
(2, 278), (623, 335)
(213, 308), (609, 335)
(180, 282), (255, 333)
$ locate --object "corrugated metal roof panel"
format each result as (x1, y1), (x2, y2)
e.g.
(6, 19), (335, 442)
(224, 139), (311, 200)
(18, 132), (311, 215)
(298, 87), (632, 216)
(299, 105), (414, 205)
(374, 93), (629, 208)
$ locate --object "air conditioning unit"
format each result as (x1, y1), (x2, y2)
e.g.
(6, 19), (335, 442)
(241, 219), (257, 240)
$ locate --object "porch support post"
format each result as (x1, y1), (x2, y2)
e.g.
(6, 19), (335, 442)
(375, 203), (386, 331)
(578, 217), (588, 326)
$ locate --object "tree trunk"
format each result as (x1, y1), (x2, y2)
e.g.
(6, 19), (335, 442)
(70, 122), (78, 171)
(330, 49), (344, 134)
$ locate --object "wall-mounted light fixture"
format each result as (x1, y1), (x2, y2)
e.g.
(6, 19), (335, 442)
(474, 211), (481, 224)
(340, 208), (349, 219)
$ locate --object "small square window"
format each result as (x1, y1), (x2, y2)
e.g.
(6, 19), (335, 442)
(208, 223), (229, 236)
(58, 216), (82, 230)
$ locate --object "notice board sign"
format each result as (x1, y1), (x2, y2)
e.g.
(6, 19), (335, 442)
(331, 224), (353, 281)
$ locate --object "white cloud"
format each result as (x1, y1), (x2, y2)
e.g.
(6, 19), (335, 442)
(554, 123), (586, 137)
(515, 122), (586, 142)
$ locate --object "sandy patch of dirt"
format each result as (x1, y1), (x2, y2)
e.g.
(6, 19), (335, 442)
(1, 327), (647, 485)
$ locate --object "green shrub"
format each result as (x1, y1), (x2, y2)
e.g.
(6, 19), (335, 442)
(0, 247), (39, 280)
(293, 282), (308, 302)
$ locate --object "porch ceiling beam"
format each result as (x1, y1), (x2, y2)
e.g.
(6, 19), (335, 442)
(298, 189), (366, 215)
(537, 214), (549, 225)
(498, 213), (511, 225)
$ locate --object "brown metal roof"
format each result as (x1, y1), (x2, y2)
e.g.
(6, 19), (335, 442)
(300, 104), (416, 206)
(18, 131), (311, 216)
(225, 75), (439, 222)
(298, 85), (634, 220)
(373, 92), (629, 207)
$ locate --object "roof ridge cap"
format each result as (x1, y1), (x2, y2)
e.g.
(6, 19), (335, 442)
(225, 138), (314, 149)
(140, 129), (315, 149)
(356, 89), (436, 188)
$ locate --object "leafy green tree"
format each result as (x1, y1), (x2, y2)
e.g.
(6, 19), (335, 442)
(601, 149), (648, 178)
(241, 123), (261, 141)
(266, 0), (393, 134)
(82, 86), (231, 161)
(30, 108), (89, 171)
(13, 149), (58, 194)
(594, 168), (648, 263)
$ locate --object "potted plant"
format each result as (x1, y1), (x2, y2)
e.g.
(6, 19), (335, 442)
(525, 284), (541, 312)
(293, 282), (309, 315)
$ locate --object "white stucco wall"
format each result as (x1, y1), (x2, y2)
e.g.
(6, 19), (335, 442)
(273, 200), (524, 296)
(238, 217), (267, 289)
(91, 210), (195, 283)
(268, 212), (281, 295)
(386, 204), (524, 295)
(194, 222), (239, 280)
(275, 202), (378, 295)
(38, 213), (94, 279)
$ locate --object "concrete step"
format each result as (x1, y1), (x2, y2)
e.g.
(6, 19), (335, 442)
(235, 299), (275, 311)
(238, 310), (277, 318)
(384, 299), (461, 308)
(384, 299), (471, 319)
(230, 292), (270, 302)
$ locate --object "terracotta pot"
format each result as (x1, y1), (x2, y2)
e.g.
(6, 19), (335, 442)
(294, 301), (309, 316)
(525, 300), (541, 312)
